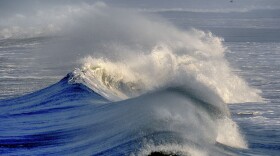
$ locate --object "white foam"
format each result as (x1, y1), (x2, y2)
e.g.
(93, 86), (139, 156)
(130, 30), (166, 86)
(216, 117), (248, 149)
(74, 34), (263, 103)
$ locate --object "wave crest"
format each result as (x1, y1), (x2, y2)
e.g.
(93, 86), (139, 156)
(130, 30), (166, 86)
(71, 32), (262, 103)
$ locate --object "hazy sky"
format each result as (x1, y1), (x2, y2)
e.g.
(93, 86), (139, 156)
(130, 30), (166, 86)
(105, 0), (280, 10)
(0, 0), (279, 16)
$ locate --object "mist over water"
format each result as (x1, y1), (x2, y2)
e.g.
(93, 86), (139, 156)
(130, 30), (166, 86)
(0, 3), (263, 103)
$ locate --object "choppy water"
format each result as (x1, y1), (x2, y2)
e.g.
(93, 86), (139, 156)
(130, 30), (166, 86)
(227, 42), (280, 155)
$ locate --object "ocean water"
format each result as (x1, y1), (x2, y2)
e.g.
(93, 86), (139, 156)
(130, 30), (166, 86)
(0, 3), (279, 156)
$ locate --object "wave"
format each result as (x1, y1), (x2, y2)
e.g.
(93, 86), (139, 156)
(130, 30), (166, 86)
(0, 74), (246, 156)
(71, 38), (262, 103)
(0, 2), (263, 155)
(36, 3), (262, 104)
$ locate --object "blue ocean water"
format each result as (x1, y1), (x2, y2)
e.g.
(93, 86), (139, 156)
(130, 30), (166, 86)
(0, 4), (279, 156)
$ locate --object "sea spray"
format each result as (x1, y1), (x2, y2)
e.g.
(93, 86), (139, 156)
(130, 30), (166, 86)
(73, 37), (262, 103)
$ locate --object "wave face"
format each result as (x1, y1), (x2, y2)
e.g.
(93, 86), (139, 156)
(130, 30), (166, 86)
(0, 75), (246, 156)
(0, 3), (263, 156)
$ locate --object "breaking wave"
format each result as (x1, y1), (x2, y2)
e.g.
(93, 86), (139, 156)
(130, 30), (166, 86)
(71, 32), (262, 103)
(0, 2), (263, 156)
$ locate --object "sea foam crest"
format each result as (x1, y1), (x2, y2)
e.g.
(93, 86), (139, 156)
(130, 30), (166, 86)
(72, 30), (262, 103)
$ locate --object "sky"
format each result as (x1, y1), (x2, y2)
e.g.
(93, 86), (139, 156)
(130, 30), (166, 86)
(0, 0), (280, 17)
(105, 0), (280, 11)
